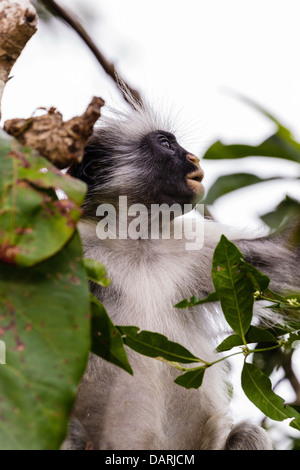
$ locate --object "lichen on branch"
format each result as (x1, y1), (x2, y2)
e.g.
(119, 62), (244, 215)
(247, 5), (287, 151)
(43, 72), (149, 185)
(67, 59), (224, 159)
(4, 96), (105, 169)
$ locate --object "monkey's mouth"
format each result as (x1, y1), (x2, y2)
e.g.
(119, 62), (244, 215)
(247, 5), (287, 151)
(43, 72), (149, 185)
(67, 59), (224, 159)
(186, 169), (204, 194)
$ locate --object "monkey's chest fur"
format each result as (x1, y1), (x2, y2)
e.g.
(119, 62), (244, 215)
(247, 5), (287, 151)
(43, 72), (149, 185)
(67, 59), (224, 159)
(74, 224), (230, 450)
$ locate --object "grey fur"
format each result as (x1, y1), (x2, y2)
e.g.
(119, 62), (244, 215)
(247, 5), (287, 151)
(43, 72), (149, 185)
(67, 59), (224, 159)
(64, 102), (299, 450)
(225, 422), (273, 450)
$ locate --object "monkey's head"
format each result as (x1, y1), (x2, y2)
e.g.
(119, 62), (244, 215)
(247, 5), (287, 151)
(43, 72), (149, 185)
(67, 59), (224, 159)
(69, 102), (204, 218)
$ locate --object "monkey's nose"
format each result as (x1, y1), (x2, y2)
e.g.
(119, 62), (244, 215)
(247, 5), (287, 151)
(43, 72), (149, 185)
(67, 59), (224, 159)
(186, 153), (204, 194)
(187, 153), (200, 166)
(186, 153), (204, 180)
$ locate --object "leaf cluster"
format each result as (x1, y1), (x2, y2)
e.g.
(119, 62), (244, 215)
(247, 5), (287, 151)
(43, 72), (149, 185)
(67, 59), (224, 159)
(0, 134), (91, 449)
(176, 235), (300, 431)
(89, 232), (300, 432)
(203, 96), (300, 244)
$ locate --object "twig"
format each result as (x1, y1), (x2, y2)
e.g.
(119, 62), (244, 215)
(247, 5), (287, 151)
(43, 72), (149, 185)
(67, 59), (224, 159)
(38, 0), (143, 108)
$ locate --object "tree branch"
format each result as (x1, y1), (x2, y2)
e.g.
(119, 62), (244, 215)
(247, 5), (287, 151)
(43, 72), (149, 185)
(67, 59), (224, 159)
(38, 0), (143, 108)
(4, 96), (105, 169)
(0, 0), (38, 120)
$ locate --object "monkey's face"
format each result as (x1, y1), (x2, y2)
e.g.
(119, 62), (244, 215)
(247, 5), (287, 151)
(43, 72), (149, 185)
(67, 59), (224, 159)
(139, 130), (204, 207)
(69, 127), (204, 216)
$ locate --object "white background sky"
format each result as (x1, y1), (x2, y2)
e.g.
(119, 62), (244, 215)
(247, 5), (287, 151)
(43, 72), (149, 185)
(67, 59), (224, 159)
(2, 0), (300, 448)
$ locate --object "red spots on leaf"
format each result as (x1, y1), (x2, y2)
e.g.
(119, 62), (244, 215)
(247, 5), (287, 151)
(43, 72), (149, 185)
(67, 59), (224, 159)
(0, 242), (21, 265)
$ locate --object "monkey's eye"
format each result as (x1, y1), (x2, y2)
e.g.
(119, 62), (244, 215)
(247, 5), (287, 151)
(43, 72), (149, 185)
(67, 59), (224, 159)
(158, 136), (171, 149)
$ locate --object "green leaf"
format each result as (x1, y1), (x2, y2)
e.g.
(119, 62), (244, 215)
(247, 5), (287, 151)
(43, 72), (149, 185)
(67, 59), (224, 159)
(203, 93), (300, 163)
(240, 260), (270, 292)
(17, 152), (86, 206)
(216, 334), (244, 352)
(216, 326), (278, 352)
(284, 331), (300, 350)
(246, 326), (278, 345)
(117, 326), (202, 364)
(90, 295), (133, 375)
(241, 362), (300, 431)
(0, 232), (90, 449)
(203, 132), (300, 163)
(175, 291), (219, 308)
(204, 173), (278, 205)
(262, 290), (300, 311)
(174, 367), (206, 389)
(261, 196), (300, 245)
(212, 235), (254, 340)
(83, 258), (110, 287)
(0, 132), (13, 156)
(0, 146), (86, 267)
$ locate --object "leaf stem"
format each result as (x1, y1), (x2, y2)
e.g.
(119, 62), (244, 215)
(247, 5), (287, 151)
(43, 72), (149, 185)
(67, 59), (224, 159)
(247, 342), (284, 354)
(179, 342), (284, 371)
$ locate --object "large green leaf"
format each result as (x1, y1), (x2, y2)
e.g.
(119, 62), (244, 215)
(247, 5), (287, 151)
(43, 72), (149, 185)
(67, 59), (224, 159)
(203, 133), (300, 163)
(203, 95), (300, 163)
(261, 196), (300, 245)
(242, 362), (300, 431)
(212, 235), (254, 340)
(118, 326), (202, 364)
(204, 173), (279, 205)
(216, 326), (278, 352)
(202, 91), (300, 165)
(0, 145), (86, 267)
(0, 232), (90, 449)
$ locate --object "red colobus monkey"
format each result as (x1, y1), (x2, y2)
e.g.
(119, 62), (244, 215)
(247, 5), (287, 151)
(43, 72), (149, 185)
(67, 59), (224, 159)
(65, 98), (299, 450)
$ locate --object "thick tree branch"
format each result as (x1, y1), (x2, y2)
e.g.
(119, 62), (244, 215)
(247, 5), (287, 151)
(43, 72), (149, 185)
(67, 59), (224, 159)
(0, 0), (38, 120)
(38, 0), (143, 109)
(4, 96), (105, 169)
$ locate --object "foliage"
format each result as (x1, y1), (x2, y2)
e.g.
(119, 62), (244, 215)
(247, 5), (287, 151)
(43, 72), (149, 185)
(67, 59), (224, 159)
(0, 232), (90, 449)
(0, 136), (85, 266)
(202, 96), (300, 244)
(0, 134), (91, 449)
(176, 235), (300, 432)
